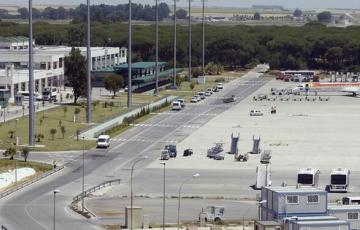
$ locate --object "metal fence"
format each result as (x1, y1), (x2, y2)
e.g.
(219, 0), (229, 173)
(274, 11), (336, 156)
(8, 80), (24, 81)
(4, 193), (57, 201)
(0, 165), (64, 199)
(73, 179), (121, 202)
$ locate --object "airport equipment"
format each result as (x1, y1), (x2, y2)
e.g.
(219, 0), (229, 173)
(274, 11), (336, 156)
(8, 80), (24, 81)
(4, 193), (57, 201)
(199, 206), (224, 224)
(42, 87), (57, 101)
(207, 143), (224, 159)
(235, 152), (249, 162)
(229, 133), (239, 154)
(260, 150), (271, 164)
(329, 168), (350, 193)
(164, 145), (177, 158)
(250, 110), (264, 116)
(297, 168), (320, 187)
(183, 148), (193, 157)
(251, 135), (261, 154)
(342, 196), (360, 205)
(160, 150), (170, 160)
(255, 164), (271, 189)
(223, 95), (236, 103)
(213, 153), (225, 160)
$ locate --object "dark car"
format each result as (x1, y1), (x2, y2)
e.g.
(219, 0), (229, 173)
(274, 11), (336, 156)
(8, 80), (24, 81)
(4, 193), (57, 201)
(183, 149), (193, 157)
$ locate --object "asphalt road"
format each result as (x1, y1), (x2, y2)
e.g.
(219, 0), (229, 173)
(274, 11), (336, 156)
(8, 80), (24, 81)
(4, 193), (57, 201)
(0, 70), (269, 230)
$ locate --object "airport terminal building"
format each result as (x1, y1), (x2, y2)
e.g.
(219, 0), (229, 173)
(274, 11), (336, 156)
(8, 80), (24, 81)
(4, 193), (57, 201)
(0, 36), (127, 100)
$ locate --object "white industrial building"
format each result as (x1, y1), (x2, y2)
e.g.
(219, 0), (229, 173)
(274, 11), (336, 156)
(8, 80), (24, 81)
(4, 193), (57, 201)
(0, 36), (127, 100)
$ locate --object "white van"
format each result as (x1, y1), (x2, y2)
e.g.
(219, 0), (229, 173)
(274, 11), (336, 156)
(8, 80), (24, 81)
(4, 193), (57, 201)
(97, 135), (111, 148)
(172, 101), (182, 111)
(17, 91), (42, 101)
(342, 197), (360, 205)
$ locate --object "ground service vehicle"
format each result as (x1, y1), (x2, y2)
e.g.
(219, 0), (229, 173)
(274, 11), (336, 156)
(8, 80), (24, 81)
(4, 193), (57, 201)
(172, 101), (182, 111)
(97, 135), (111, 148)
(342, 196), (360, 205)
(42, 87), (57, 101)
(329, 168), (350, 193)
(164, 145), (177, 158)
(183, 148), (193, 156)
(297, 168), (320, 187)
(255, 164), (271, 189)
(160, 150), (170, 160)
(199, 206), (224, 224)
(250, 110), (264, 116)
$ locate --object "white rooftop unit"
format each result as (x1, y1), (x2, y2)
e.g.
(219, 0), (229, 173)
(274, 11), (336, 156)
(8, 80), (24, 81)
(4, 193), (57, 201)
(329, 168), (350, 193)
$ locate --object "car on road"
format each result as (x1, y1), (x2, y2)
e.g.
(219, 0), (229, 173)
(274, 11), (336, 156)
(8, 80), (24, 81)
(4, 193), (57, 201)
(172, 101), (182, 111)
(165, 145), (177, 158)
(161, 150), (170, 160)
(217, 83), (223, 90)
(190, 97), (198, 103)
(205, 91), (212, 97)
(177, 98), (185, 108)
(198, 92), (206, 99)
(97, 135), (111, 148)
(195, 95), (202, 101)
(250, 109), (264, 116)
(206, 88), (213, 95)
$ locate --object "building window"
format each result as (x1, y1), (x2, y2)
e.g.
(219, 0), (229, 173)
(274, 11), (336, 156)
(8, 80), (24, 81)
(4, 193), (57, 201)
(286, 195), (299, 204)
(307, 195), (319, 203)
(40, 63), (47, 70)
(59, 58), (63, 68)
(348, 212), (358, 220)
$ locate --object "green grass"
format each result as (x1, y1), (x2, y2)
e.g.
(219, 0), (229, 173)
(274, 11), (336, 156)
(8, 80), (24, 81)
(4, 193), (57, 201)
(0, 102), (128, 151)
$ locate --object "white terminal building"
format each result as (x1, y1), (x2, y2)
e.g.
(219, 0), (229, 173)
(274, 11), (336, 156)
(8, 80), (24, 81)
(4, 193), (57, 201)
(0, 36), (127, 100)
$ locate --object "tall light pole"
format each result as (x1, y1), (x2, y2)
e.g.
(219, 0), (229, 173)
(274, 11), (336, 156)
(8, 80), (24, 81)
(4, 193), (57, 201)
(160, 162), (166, 230)
(201, 0), (206, 77)
(127, 0), (132, 109)
(86, 0), (92, 123)
(28, 0), (35, 146)
(177, 173), (200, 230)
(53, 190), (60, 230)
(173, 0), (178, 89)
(81, 136), (85, 212)
(155, 0), (159, 95)
(242, 200), (267, 230)
(130, 156), (148, 230)
(188, 0), (192, 82)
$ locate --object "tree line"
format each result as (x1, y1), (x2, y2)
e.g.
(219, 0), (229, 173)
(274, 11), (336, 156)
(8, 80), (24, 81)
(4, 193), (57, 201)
(1, 21), (360, 72)
(0, 3), (171, 22)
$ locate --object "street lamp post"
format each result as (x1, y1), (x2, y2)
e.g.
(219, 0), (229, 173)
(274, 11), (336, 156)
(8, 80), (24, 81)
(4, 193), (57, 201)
(28, 0), (35, 146)
(188, 0), (192, 82)
(160, 162), (166, 230)
(130, 156), (148, 230)
(177, 173), (200, 230)
(127, 0), (133, 108)
(155, 0), (159, 95)
(173, 0), (177, 89)
(53, 190), (60, 230)
(242, 200), (267, 230)
(201, 0), (205, 77)
(86, 0), (92, 124)
(81, 136), (85, 212)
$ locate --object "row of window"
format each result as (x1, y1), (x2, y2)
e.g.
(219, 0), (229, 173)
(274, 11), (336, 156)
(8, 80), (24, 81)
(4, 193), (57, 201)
(286, 195), (319, 204)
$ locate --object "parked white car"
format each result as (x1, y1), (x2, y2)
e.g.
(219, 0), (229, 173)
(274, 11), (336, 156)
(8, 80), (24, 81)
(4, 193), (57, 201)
(97, 135), (111, 148)
(206, 88), (213, 94)
(217, 83), (223, 90)
(191, 97), (198, 103)
(177, 98), (185, 108)
(250, 110), (264, 116)
(198, 92), (206, 99)
(205, 91), (212, 97)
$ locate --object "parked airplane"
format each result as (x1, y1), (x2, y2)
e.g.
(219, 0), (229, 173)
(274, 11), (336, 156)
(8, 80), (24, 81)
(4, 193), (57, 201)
(292, 82), (360, 96)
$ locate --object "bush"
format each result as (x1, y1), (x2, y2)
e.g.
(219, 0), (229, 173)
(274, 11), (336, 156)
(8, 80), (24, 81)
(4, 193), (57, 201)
(21, 147), (30, 162)
(35, 133), (44, 142)
(3, 147), (16, 160)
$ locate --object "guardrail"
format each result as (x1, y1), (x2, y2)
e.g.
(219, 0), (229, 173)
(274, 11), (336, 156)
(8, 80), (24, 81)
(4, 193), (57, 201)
(0, 165), (64, 199)
(73, 179), (121, 202)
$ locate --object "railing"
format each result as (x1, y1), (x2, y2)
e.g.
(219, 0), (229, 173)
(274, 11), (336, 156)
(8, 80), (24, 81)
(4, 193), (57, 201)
(0, 165), (64, 199)
(73, 179), (121, 202)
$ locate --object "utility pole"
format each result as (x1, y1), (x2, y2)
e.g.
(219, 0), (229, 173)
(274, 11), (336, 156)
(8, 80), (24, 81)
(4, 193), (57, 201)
(173, 0), (177, 88)
(188, 0), (192, 82)
(127, 0), (132, 109)
(201, 0), (205, 77)
(28, 0), (35, 146)
(86, 0), (92, 123)
(155, 0), (159, 95)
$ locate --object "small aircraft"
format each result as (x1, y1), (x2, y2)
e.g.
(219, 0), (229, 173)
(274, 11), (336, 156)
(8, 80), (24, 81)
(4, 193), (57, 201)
(292, 82), (360, 96)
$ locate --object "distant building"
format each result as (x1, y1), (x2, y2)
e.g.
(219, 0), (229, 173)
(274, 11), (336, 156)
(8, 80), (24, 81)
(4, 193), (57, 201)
(0, 36), (127, 100)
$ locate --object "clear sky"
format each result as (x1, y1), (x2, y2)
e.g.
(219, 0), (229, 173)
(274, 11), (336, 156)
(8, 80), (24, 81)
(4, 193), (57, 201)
(4, 0), (360, 9)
